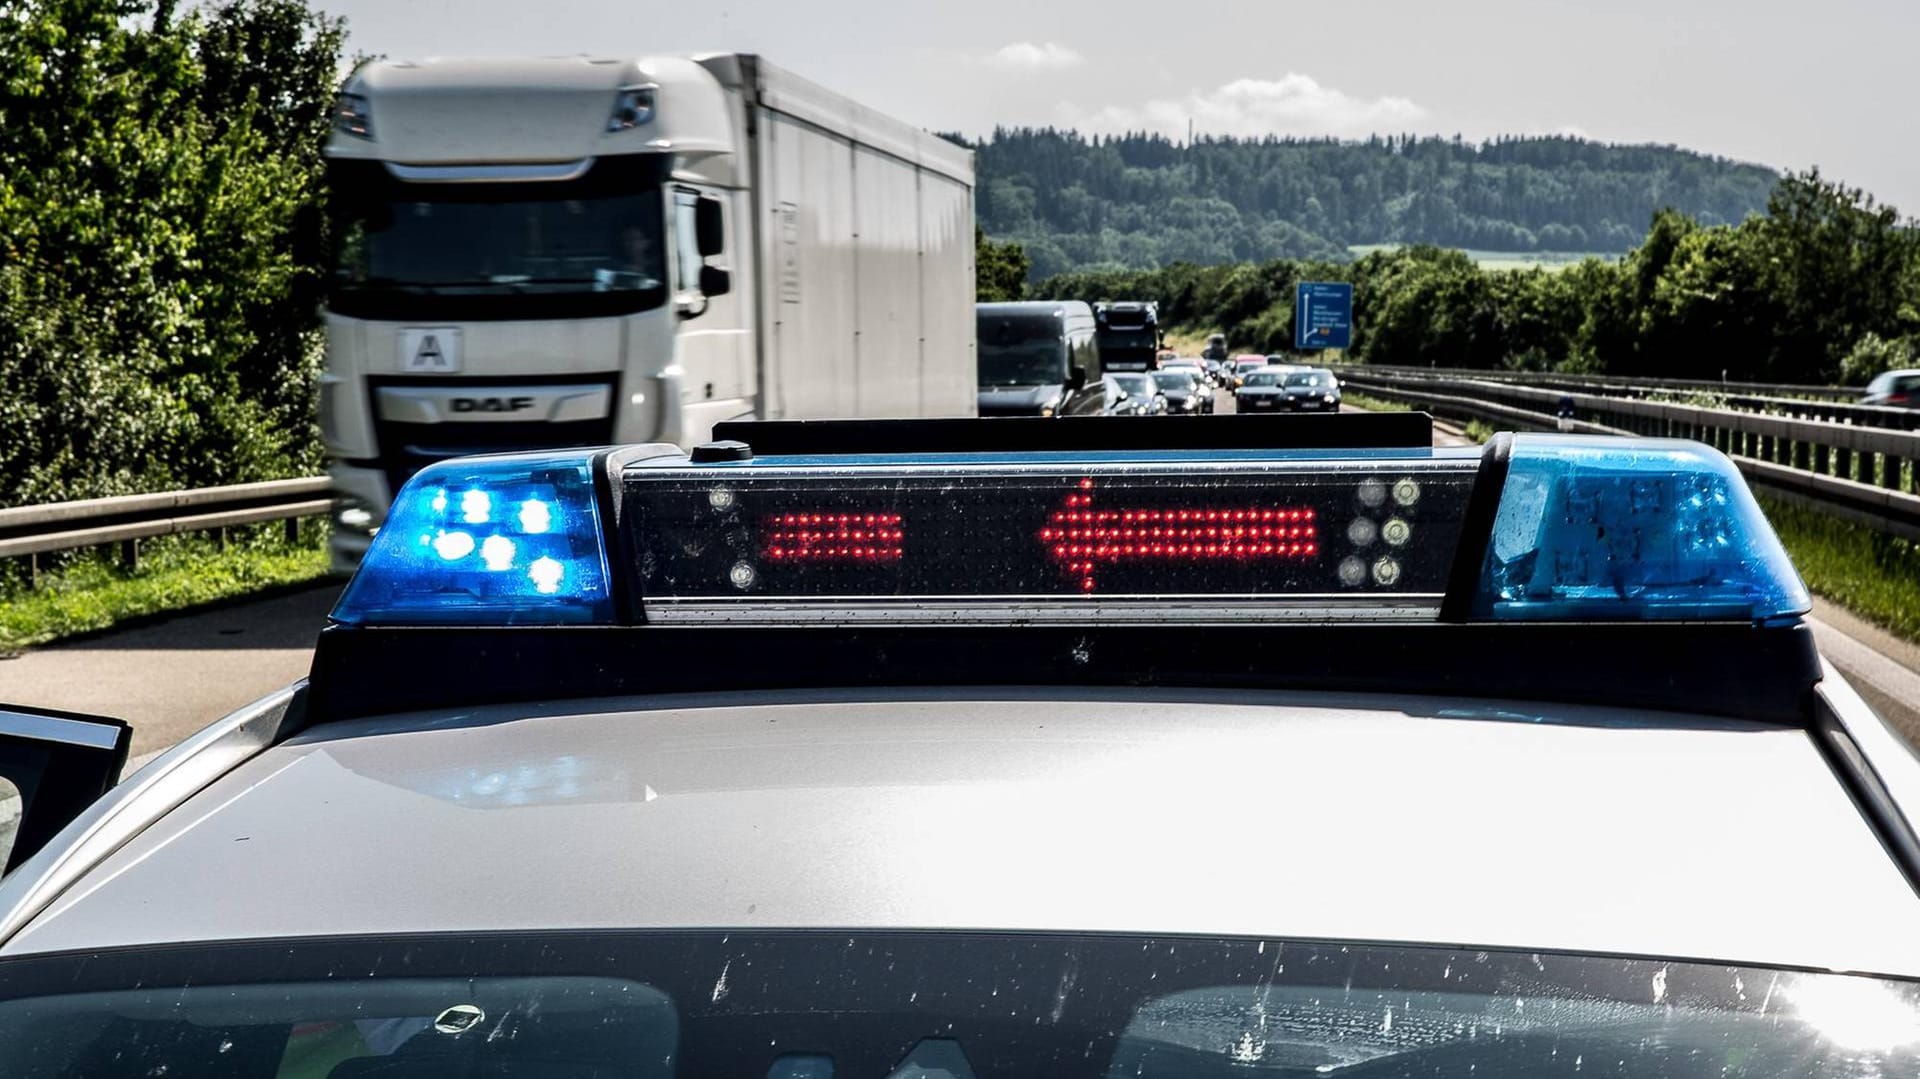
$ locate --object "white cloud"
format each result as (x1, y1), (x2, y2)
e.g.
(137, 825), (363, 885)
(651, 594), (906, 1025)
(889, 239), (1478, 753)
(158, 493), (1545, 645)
(984, 41), (1085, 71)
(1063, 74), (1426, 140)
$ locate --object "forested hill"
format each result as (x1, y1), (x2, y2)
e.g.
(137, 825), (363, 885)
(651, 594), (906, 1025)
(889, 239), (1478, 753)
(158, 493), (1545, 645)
(968, 128), (1780, 279)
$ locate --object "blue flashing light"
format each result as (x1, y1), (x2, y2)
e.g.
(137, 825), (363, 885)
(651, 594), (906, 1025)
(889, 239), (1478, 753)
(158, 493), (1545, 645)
(332, 451), (613, 626)
(1473, 436), (1810, 623)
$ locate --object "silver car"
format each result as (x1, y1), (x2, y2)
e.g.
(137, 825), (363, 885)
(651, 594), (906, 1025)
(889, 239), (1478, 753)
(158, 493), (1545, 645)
(0, 423), (1917, 1078)
(1863, 368), (1920, 407)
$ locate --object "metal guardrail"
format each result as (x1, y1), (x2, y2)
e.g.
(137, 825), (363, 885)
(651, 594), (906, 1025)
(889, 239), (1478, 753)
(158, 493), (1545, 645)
(1344, 362), (1862, 404)
(1339, 363), (1920, 430)
(1338, 372), (1920, 542)
(0, 477), (335, 568)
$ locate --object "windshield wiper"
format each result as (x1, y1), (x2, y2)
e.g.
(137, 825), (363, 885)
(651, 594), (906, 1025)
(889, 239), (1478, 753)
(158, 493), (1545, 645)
(337, 277), (493, 293)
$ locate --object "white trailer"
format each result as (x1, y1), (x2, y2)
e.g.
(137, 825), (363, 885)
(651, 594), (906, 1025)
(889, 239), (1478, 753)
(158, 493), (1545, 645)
(322, 53), (977, 569)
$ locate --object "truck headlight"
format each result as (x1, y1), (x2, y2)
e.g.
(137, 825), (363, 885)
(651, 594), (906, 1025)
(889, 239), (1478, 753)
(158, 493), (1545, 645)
(334, 93), (373, 139)
(334, 498), (378, 536)
(608, 86), (656, 131)
(1039, 395), (1063, 417)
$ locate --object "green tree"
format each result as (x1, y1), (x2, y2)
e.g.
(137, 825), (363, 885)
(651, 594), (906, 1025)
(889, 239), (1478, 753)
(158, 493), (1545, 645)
(0, 0), (344, 506)
(975, 227), (1029, 302)
(977, 127), (1777, 278)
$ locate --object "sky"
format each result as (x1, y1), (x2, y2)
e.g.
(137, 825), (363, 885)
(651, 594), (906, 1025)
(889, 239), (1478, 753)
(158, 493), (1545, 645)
(321, 0), (1920, 213)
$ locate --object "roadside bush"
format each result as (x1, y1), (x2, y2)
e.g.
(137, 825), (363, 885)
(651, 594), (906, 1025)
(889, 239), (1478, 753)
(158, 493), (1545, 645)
(0, 0), (344, 507)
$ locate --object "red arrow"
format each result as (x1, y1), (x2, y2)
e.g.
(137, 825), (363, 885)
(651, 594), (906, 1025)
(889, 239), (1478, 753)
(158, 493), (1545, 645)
(1037, 478), (1319, 593)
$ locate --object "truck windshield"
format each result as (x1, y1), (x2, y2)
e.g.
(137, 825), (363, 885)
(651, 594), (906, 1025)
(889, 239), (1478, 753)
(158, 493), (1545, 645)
(327, 156), (671, 321)
(3, 931), (1917, 1078)
(1099, 329), (1157, 351)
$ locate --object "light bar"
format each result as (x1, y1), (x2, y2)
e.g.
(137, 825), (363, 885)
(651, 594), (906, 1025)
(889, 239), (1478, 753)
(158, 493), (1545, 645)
(1471, 436), (1810, 622)
(332, 451), (613, 626)
(622, 454), (1478, 623)
(325, 434), (1813, 632)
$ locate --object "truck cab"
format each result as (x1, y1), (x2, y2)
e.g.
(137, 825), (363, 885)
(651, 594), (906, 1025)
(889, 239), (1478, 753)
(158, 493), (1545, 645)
(321, 54), (976, 570)
(1093, 301), (1162, 372)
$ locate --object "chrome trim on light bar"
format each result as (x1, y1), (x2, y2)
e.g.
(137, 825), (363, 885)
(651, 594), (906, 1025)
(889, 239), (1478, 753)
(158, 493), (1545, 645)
(633, 456), (1478, 483)
(383, 159), (594, 183)
(644, 595), (1444, 626)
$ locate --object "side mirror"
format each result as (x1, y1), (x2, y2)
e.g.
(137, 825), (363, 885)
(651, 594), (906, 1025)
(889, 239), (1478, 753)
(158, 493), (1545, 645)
(0, 705), (131, 873)
(699, 264), (732, 298)
(1066, 365), (1087, 391)
(695, 196), (725, 258)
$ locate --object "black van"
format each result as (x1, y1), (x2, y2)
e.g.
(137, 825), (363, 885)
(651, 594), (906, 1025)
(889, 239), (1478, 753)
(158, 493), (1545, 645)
(976, 301), (1106, 417)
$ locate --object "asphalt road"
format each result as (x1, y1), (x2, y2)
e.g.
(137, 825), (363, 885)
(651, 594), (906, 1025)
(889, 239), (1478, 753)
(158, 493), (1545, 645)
(0, 392), (1911, 760)
(0, 583), (340, 760)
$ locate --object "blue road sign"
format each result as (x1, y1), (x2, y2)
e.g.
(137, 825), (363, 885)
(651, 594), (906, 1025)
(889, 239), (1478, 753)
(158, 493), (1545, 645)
(1294, 282), (1353, 350)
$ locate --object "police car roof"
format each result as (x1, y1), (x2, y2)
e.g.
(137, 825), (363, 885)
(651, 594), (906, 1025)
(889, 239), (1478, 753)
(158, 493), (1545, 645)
(9, 687), (1920, 977)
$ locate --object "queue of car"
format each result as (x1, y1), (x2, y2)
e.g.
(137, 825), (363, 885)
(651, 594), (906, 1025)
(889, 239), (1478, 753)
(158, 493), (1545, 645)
(1235, 365), (1343, 412)
(977, 304), (1340, 419)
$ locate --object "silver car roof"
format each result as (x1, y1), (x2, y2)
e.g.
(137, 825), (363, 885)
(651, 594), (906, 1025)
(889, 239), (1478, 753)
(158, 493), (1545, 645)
(11, 688), (1919, 976)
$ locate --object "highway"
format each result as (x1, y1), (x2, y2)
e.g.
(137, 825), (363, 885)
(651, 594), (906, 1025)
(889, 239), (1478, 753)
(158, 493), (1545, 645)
(2, 390), (1914, 763)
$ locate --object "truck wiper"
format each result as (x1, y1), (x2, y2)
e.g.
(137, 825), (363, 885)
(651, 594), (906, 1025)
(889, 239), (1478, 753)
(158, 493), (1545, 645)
(339, 277), (490, 293)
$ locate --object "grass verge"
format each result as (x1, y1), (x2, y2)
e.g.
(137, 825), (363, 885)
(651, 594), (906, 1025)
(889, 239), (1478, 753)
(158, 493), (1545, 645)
(0, 522), (331, 653)
(1340, 391), (1411, 413)
(1759, 496), (1920, 643)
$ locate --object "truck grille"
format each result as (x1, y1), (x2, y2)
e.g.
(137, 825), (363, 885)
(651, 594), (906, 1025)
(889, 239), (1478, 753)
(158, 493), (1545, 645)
(368, 376), (617, 497)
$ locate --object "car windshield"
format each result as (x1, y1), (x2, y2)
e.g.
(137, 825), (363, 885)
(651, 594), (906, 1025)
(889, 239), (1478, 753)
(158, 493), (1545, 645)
(1286, 372), (1330, 388)
(978, 339), (1068, 386)
(4, 932), (1917, 1079)
(1244, 372), (1281, 387)
(1111, 374), (1151, 395)
(1154, 372), (1195, 392)
(328, 157), (670, 320)
(978, 316), (1069, 385)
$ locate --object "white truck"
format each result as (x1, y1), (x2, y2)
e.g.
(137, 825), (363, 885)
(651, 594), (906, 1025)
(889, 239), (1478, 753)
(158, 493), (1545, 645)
(321, 53), (978, 569)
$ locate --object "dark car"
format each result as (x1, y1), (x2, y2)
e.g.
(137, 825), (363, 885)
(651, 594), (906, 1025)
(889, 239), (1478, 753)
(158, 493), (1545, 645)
(1279, 368), (1342, 411)
(1101, 372), (1166, 415)
(1233, 367), (1287, 411)
(1153, 369), (1211, 414)
(1862, 369), (1920, 407)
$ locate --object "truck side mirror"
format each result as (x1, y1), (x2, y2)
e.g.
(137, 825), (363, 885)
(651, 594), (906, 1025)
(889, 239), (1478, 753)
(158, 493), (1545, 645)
(0, 705), (131, 872)
(1066, 365), (1087, 391)
(699, 264), (732, 298)
(695, 196), (725, 257)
